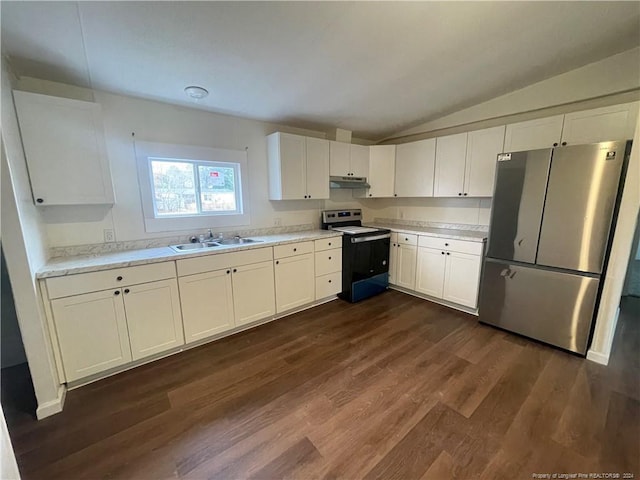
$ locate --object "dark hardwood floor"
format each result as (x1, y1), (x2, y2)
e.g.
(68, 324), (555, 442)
(3, 291), (639, 479)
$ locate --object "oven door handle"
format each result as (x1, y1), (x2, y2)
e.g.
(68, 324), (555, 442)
(350, 233), (391, 243)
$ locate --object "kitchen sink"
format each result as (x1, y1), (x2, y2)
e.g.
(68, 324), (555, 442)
(215, 238), (263, 245)
(169, 242), (221, 253)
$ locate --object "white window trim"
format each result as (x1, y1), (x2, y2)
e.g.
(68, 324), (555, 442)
(135, 140), (250, 233)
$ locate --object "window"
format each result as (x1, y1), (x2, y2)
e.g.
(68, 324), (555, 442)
(135, 141), (250, 233)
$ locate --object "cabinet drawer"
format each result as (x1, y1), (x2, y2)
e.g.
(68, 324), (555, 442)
(418, 236), (484, 255)
(177, 247), (273, 277)
(397, 233), (418, 246)
(314, 236), (342, 252)
(315, 248), (342, 276)
(315, 272), (342, 299)
(46, 261), (176, 299)
(274, 241), (314, 259)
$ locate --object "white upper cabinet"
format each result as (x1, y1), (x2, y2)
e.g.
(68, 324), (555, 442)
(305, 137), (330, 199)
(365, 145), (396, 198)
(463, 125), (506, 197)
(267, 132), (329, 200)
(13, 90), (114, 206)
(329, 141), (370, 178)
(560, 102), (639, 145)
(434, 133), (468, 197)
(394, 138), (436, 197)
(503, 115), (565, 152)
(350, 144), (370, 178)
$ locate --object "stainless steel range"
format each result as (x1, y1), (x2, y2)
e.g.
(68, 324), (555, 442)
(321, 209), (391, 302)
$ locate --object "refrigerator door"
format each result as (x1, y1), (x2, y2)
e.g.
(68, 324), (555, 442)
(479, 259), (599, 355)
(537, 141), (626, 273)
(486, 149), (552, 263)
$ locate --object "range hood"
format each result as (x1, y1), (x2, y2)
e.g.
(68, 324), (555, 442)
(329, 176), (370, 189)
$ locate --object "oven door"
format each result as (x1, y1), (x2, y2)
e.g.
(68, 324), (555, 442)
(349, 234), (391, 281)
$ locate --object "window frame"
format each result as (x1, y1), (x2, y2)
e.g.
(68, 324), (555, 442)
(135, 141), (250, 233)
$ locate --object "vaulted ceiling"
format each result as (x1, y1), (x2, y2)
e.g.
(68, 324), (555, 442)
(2, 1), (639, 140)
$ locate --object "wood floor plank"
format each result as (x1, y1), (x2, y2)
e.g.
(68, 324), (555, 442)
(3, 291), (637, 480)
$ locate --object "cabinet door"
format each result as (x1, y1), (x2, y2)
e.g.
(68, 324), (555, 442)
(13, 90), (114, 206)
(561, 102), (639, 145)
(179, 269), (235, 344)
(415, 247), (446, 298)
(232, 261), (275, 326)
(124, 279), (184, 361)
(434, 133), (467, 197)
(329, 141), (351, 177)
(367, 145), (396, 197)
(503, 115), (564, 152)
(350, 144), (370, 178)
(268, 132), (306, 200)
(389, 233), (398, 285)
(275, 253), (315, 313)
(395, 244), (417, 290)
(305, 137), (330, 199)
(464, 125), (506, 197)
(51, 289), (131, 382)
(395, 138), (436, 197)
(443, 252), (482, 308)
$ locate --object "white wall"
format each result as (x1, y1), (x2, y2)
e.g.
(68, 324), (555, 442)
(1, 59), (65, 418)
(392, 47), (640, 140)
(16, 77), (359, 248)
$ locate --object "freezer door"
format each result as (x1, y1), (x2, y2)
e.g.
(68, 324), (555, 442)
(486, 149), (552, 263)
(479, 259), (599, 355)
(537, 141), (626, 273)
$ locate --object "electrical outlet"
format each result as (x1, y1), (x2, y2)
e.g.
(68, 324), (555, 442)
(274, 217), (282, 227)
(104, 229), (115, 243)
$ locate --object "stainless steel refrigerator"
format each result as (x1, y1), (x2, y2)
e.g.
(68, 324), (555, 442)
(479, 140), (631, 355)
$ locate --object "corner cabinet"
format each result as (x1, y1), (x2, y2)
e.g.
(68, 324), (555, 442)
(394, 138), (436, 197)
(13, 90), (114, 206)
(267, 132), (330, 200)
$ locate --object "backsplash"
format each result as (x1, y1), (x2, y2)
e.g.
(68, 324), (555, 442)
(48, 223), (316, 258)
(373, 218), (489, 232)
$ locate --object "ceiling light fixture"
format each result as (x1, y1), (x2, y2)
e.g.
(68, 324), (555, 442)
(184, 86), (209, 100)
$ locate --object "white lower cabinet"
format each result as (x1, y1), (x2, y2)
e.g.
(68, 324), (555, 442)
(414, 238), (483, 309)
(124, 279), (184, 361)
(51, 289), (131, 382)
(389, 232), (398, 285)
(442, 252), (482, 307)
(233, 261), (276, 326)
(415, 247), (446, 298)
(179, 269), (235, 344)
(396, 244), (417, 290)
(314, 239), (342, 299)
(275, 253), (315, 313)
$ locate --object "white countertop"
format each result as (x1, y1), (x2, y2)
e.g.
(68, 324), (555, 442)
(37, 230), (342, 279)
(367, 223), (487, 242)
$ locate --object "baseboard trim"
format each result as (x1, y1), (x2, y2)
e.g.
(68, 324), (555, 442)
(586, 350), (610, 365)
(586, 306), (621, 366)
(36, 384), (66, 420)
(388, 285), (478, 316)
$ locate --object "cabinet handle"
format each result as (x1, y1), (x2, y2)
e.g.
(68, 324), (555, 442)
(276, 261), (279, 265)
(308, 195), (311, 199)
(114, 290), (120, 295)
(36, 198), (44, 204)
(293, 248), (297, 252)
(369, 194), (372, 197)
(328, 279), (332, 283)
(561, 142), (567, 146)
(328, 242), (332, 246)
(405, 238), (408, 241)
(463, 193), (468, 196)
(553, 142), (558, 147)
(441, 252), (445, 255)
(124, 288), (130, 294)
(446, 252), (450, 255)
(226, 270), (230, 274)
(328, 256), (332, 260)
(458, 193), (462, 196)
(116, 276), (123, 281)
(445, 243), (449, 246)
(394, 194), (397, 197)
(233, 268), (237, 273)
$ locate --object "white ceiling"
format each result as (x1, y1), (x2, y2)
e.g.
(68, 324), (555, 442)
(2, 1), (639, 140)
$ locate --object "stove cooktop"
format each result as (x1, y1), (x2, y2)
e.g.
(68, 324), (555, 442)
(331, 226), (383, 235)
